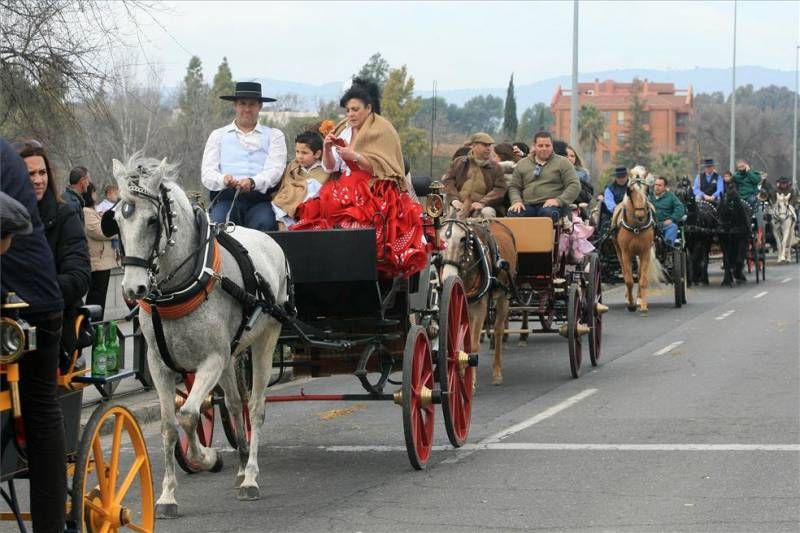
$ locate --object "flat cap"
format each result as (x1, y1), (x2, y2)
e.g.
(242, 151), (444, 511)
(469, 132), (495, 145)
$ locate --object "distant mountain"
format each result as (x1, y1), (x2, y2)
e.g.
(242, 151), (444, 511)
(247, 66), (794, 113)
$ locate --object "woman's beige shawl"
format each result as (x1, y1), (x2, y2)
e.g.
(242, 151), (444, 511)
(334, 113), (406, 190)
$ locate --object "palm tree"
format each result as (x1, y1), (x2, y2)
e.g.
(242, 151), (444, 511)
(578, 104), (606, 179)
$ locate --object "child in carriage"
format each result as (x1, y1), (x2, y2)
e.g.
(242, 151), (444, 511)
(271, 130), (330, 230)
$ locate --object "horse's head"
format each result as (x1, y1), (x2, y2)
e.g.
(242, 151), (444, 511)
(111, 154), (181, 300)
(625, 173), (650, 224)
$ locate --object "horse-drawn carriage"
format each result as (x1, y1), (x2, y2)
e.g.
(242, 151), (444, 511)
(1, 296), (154, 532)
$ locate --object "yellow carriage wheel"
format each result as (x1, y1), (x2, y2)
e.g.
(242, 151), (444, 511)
(71, 404), (154, 533)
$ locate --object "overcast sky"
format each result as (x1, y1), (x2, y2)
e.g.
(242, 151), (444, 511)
(124, 1), (799, 90)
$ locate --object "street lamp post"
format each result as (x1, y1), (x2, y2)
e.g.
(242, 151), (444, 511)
(793, 45), (799, 183)
(570, 0), (579, 150)
(729, 0), (737, 171)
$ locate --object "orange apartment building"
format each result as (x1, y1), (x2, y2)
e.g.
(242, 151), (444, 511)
(551, 79), (694, 172)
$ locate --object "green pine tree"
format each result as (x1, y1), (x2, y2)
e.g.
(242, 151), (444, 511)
(356, 53), (390, 89)
(615, 78), (652, 168)
(209, 57), (235, 125)
(501, 74), (518, 140)
(382, 65), (427, 170)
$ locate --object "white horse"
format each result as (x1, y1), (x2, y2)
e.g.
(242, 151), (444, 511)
(771, 192), (797, 263)
(111, 154), (287, 517)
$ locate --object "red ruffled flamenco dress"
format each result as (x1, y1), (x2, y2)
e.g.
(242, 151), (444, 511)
(292, 168), (430, 278)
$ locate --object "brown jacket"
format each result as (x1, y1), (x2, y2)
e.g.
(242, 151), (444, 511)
(442, 156), (507, 207)
(83, 207), (117, 272)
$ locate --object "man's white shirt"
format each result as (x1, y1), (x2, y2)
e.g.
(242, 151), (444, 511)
(201, 122), (287, 193)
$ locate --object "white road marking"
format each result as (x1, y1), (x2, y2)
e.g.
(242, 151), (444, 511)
(781, 277), (792, 284)
(440, 388), (597, 464)
(481, 388), (598, 444)
(653, 341), (684, 356)
(281, 443), (800, 453)
(753, 291), (768, 299)
(715, 310), (735, 320)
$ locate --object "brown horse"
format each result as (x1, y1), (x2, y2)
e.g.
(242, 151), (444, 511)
(439, 216), (517, 385)
(611, 167), (664, 312)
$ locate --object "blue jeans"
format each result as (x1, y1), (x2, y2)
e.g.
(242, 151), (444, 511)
(660, 222), (678, 244)
(508, 203), (566, 221)
(209, 188), (276, 231)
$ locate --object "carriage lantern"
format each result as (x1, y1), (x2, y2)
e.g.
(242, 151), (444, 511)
(1, 293), (36, 364)
(425, 180), (445, 220)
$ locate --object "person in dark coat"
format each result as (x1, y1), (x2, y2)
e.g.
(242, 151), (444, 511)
(17, 142), (91, 363)
(1, 138), (68, 533)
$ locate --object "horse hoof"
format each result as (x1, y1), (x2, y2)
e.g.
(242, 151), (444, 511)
(492, 374), (503, 385)
(210, 454), (224, 473)
(156, 503), (179, 519)
(235, 474), (245, 488)
(237, 485), (260, 501)
(626, 305), (636, 312)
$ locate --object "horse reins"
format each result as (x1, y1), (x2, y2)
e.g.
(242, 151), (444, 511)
(620, 179), (654, 235)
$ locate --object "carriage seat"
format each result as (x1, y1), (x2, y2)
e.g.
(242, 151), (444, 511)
(494, 217), (555, 253)
(411, 175), (432, 198)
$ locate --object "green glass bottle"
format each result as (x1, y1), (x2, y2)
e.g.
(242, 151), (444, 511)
(91, 323), (107, 377)
(106, 321), (120, 374)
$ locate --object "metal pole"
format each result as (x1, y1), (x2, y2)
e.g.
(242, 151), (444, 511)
(729, 0), (737, 170)
(570, 0), (579, 149)
(793, 45), (799, 183)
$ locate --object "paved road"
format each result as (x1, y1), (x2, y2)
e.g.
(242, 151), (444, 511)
(117, 260), (796, 533)
(15, 261), (795, 533)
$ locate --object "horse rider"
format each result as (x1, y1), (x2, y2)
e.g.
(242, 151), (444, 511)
(692, 158), (723, 203)
(649, 175), (685, 246)
(598, 166), (629, 230)
(201, 81), (287, 231)
(508, 130), (580, 221)
(442, 132), (507, 218)
(732, 159), (763, 210)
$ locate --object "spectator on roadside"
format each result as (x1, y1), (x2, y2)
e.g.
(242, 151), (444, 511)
(64, 165), (92, 221)
(17, 142), (90, 369)
(1, 137), (68, 533)
(82, 183), (117, 319)
(96, 182), (119, 213)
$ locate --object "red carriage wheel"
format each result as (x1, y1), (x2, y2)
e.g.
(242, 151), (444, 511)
(583, 253), (603, 367)
(401, 325), (435, 470)
(437, 276), (475, 448)
(174, 372), (216, 474)
(567, 285), (583, 379)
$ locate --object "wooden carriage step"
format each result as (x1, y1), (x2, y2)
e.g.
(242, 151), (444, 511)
(495, 217), (555, 253)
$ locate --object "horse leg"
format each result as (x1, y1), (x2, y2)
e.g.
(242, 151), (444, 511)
(638, 250), (650, 313)
(217, 361), (248, 487)
(469, 299), (489, 383)
(178, 357), (225, 472)
(237, 322), (279, 501)
(149, 351), (182, 519)
(618, 248), (635, 312)
(518, 310), (528, 346)
(492, 295), (509, 386)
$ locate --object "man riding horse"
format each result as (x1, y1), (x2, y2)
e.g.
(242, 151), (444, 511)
(201, 82), (287, 231)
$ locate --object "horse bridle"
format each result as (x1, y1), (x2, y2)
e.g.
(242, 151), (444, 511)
(118, 167), (178, 281)
(441, 218), (492, 303)
(620, 178), (654, 235)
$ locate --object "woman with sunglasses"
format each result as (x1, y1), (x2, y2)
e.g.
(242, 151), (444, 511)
(16, 142), (90, 369)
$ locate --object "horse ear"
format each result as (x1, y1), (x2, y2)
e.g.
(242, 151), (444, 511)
(112, 159), (126, 180)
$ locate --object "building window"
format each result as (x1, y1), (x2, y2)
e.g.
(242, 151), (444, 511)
(617, 132), (626, 144)
(617, 111), (625, 125)
(602, 151), (610, 164)
(676, 132), (688, 146)
(641, 111), (650, 124)
(676, 112), (689, 128)
(602, 111), (611, 123)
(602, 131), (610, 140)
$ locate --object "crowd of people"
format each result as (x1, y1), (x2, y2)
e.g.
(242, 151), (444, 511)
(1, 75), (798, 531)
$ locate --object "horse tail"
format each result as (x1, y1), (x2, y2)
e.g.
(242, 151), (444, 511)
(646, 246), (668, 288)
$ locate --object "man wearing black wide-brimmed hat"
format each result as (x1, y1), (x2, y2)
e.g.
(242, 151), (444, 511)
(201, 81), (287, 230)
(692, 158), (723, 202)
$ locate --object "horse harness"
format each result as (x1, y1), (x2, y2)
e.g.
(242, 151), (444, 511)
(441, 219), (515, 304)
(121, 173), (293, 374)
(619, 179), (655, 235)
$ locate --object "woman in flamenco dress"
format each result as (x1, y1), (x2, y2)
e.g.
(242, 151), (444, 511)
(292, 78), (429, 278)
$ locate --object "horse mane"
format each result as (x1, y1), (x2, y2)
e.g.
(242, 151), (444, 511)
(116, 151), (182, 203)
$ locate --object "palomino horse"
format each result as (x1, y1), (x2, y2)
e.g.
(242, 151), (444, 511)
(439, 215), (517, 385)
(611, 166), (664, 312)
(771, 192), (797, 263)
(111, 155), (287, 517)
